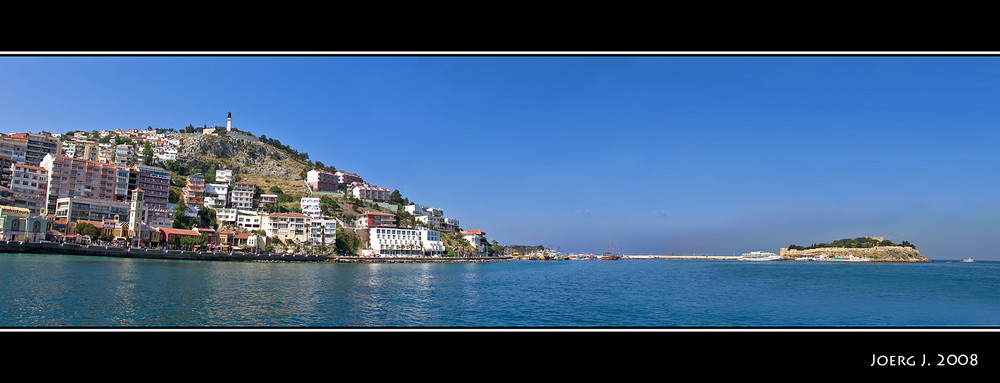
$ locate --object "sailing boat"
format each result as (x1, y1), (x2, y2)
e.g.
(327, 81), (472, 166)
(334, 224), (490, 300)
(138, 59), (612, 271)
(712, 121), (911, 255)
(600, 240), (621, 260)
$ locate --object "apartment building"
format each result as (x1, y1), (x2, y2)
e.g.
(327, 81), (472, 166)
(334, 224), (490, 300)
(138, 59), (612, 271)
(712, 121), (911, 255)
(355, 211), (396, 229)
(183, 173), (206, 206)
(40, 154), (122, 215)
(300, 197), (322, 219)
(309, 217), (337, 245)
(348, 182), (390, 202)
(0, 134), (28, 164)
(8, 163), (48, 215)
(263, 212), (311, 243)
(215, 208), (237, 225)
(10, 133), (61, 165)
(204, 182), (229, 208)
(405, 204), (451, 230)
(134, 165), (172, 227)
(54, 197), (136, 224)
(307, 169), (338, 192)
(215, 169), (233, 184)
(235, 211), (262, 231)
(230, 182), (255, 209)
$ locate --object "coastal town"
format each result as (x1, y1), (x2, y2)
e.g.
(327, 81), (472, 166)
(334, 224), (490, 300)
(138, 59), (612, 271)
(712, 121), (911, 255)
(0, 114), (930, 264)
(0, 113), (509, 261)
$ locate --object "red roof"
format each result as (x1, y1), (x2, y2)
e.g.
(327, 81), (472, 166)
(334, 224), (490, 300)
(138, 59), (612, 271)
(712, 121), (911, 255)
(462, 229), (485, 235)
(269, 213), (309, 218)
(159, 227), (201, 236)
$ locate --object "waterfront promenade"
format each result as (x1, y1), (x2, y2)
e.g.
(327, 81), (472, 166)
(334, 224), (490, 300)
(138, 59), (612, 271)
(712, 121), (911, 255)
(0, 241), (513, 263)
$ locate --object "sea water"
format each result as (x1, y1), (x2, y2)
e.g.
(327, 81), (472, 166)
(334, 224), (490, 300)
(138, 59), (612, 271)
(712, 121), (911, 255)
(1, 252), (998, 327)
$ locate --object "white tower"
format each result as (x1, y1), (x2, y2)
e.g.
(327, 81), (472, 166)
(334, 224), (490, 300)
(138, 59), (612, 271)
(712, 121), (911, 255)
(227, 112), (232, 131)
(128, 188), (145, 246)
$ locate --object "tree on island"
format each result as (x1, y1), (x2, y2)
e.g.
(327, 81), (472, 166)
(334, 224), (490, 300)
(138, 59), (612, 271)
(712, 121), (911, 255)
(788, 237), (916, 250)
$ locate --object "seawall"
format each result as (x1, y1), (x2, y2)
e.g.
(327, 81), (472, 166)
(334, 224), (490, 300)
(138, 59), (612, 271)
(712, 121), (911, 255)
(0, 241), (515, 264)
(0, 241), (329, 262)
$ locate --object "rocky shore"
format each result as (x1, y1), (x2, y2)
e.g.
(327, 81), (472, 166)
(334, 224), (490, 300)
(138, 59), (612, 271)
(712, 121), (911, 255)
(780, 246), (930, 262)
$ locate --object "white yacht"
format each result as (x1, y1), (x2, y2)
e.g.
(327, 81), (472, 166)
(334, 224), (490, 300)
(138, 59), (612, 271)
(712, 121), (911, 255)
(740, 251), (782, 261)
(961, 258), (975, 263)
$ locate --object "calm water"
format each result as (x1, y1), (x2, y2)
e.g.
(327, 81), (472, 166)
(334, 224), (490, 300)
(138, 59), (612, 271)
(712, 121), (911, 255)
(1, 252), (998, 327)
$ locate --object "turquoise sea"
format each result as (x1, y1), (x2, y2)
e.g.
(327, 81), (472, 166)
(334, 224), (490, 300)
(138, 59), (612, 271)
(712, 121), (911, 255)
(2, 252), (999, 328)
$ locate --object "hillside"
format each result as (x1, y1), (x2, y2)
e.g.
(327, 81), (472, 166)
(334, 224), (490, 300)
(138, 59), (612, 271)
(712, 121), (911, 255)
(162, 132), (401, 223)
(172, 132), (310, 181)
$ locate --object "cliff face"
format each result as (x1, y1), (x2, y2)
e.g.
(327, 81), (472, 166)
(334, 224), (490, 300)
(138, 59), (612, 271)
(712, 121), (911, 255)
(781, 246), (929, 262)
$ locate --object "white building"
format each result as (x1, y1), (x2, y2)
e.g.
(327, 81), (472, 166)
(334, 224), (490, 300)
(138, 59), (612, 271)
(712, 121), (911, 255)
(462, 229), (487, 256)
(230, 182), (255, 209)
(262, 213), (311, 243)
(406, 204), (456, 231)
(367, 226), (445, 257)
(215, 169), (233, 184)
(309, 217), (338, 245)
(204, 182), (229, 208)
(235, 211), (263, 231)
(215, 208), (237, 224)
(300, 197), (322, 219)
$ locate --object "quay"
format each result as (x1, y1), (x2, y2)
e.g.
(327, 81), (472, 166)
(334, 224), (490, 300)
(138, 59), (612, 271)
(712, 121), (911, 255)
(0, 241), (515, 264)
(0, 241), (330, 262)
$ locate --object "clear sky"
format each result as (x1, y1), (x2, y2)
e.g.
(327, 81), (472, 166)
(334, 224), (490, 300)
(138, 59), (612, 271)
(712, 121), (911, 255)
(1, 54), (998, 260)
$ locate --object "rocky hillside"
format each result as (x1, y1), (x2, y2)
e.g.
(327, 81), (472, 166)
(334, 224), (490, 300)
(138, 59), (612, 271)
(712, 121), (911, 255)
(782, 246), (929, 262)
(172, 133), (309, 181)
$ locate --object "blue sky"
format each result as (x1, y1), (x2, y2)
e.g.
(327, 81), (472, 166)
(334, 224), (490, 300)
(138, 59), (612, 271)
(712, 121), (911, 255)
(1, 54), (998, 259)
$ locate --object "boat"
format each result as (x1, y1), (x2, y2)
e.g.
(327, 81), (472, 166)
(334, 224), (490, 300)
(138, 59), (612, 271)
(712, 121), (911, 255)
(600, 240), (622, 260)
(740, 251), (782, 261)
(961, 258), (975, 263)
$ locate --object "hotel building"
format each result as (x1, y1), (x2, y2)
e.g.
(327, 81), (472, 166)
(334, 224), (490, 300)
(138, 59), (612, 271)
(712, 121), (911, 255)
(367, 226), (444, 256)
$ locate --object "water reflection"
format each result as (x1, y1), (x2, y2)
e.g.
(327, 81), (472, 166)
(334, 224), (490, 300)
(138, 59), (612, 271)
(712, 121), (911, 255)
(109, 258), (139, 326)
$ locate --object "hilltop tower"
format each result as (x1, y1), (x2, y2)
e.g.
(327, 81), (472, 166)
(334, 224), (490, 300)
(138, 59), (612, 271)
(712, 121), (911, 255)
(227, 112), (232, 131)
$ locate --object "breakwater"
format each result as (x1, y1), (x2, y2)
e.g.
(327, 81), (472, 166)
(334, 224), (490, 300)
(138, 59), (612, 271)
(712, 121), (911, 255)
(0, 241), (514, 264)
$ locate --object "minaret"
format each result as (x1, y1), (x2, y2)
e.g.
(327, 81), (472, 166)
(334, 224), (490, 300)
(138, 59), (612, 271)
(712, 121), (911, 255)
(128, 188), (145, 246)
(227, 112), (232, 131)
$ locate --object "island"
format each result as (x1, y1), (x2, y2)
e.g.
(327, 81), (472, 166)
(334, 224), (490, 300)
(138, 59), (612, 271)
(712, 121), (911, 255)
(780, 236), (930, 262)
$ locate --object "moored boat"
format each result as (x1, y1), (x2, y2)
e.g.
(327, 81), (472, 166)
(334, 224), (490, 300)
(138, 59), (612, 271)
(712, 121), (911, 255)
(740, 251), (782, 261)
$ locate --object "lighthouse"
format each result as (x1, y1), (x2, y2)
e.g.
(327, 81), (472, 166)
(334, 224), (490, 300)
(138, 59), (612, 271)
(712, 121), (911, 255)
(227, 112), (232, 131)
